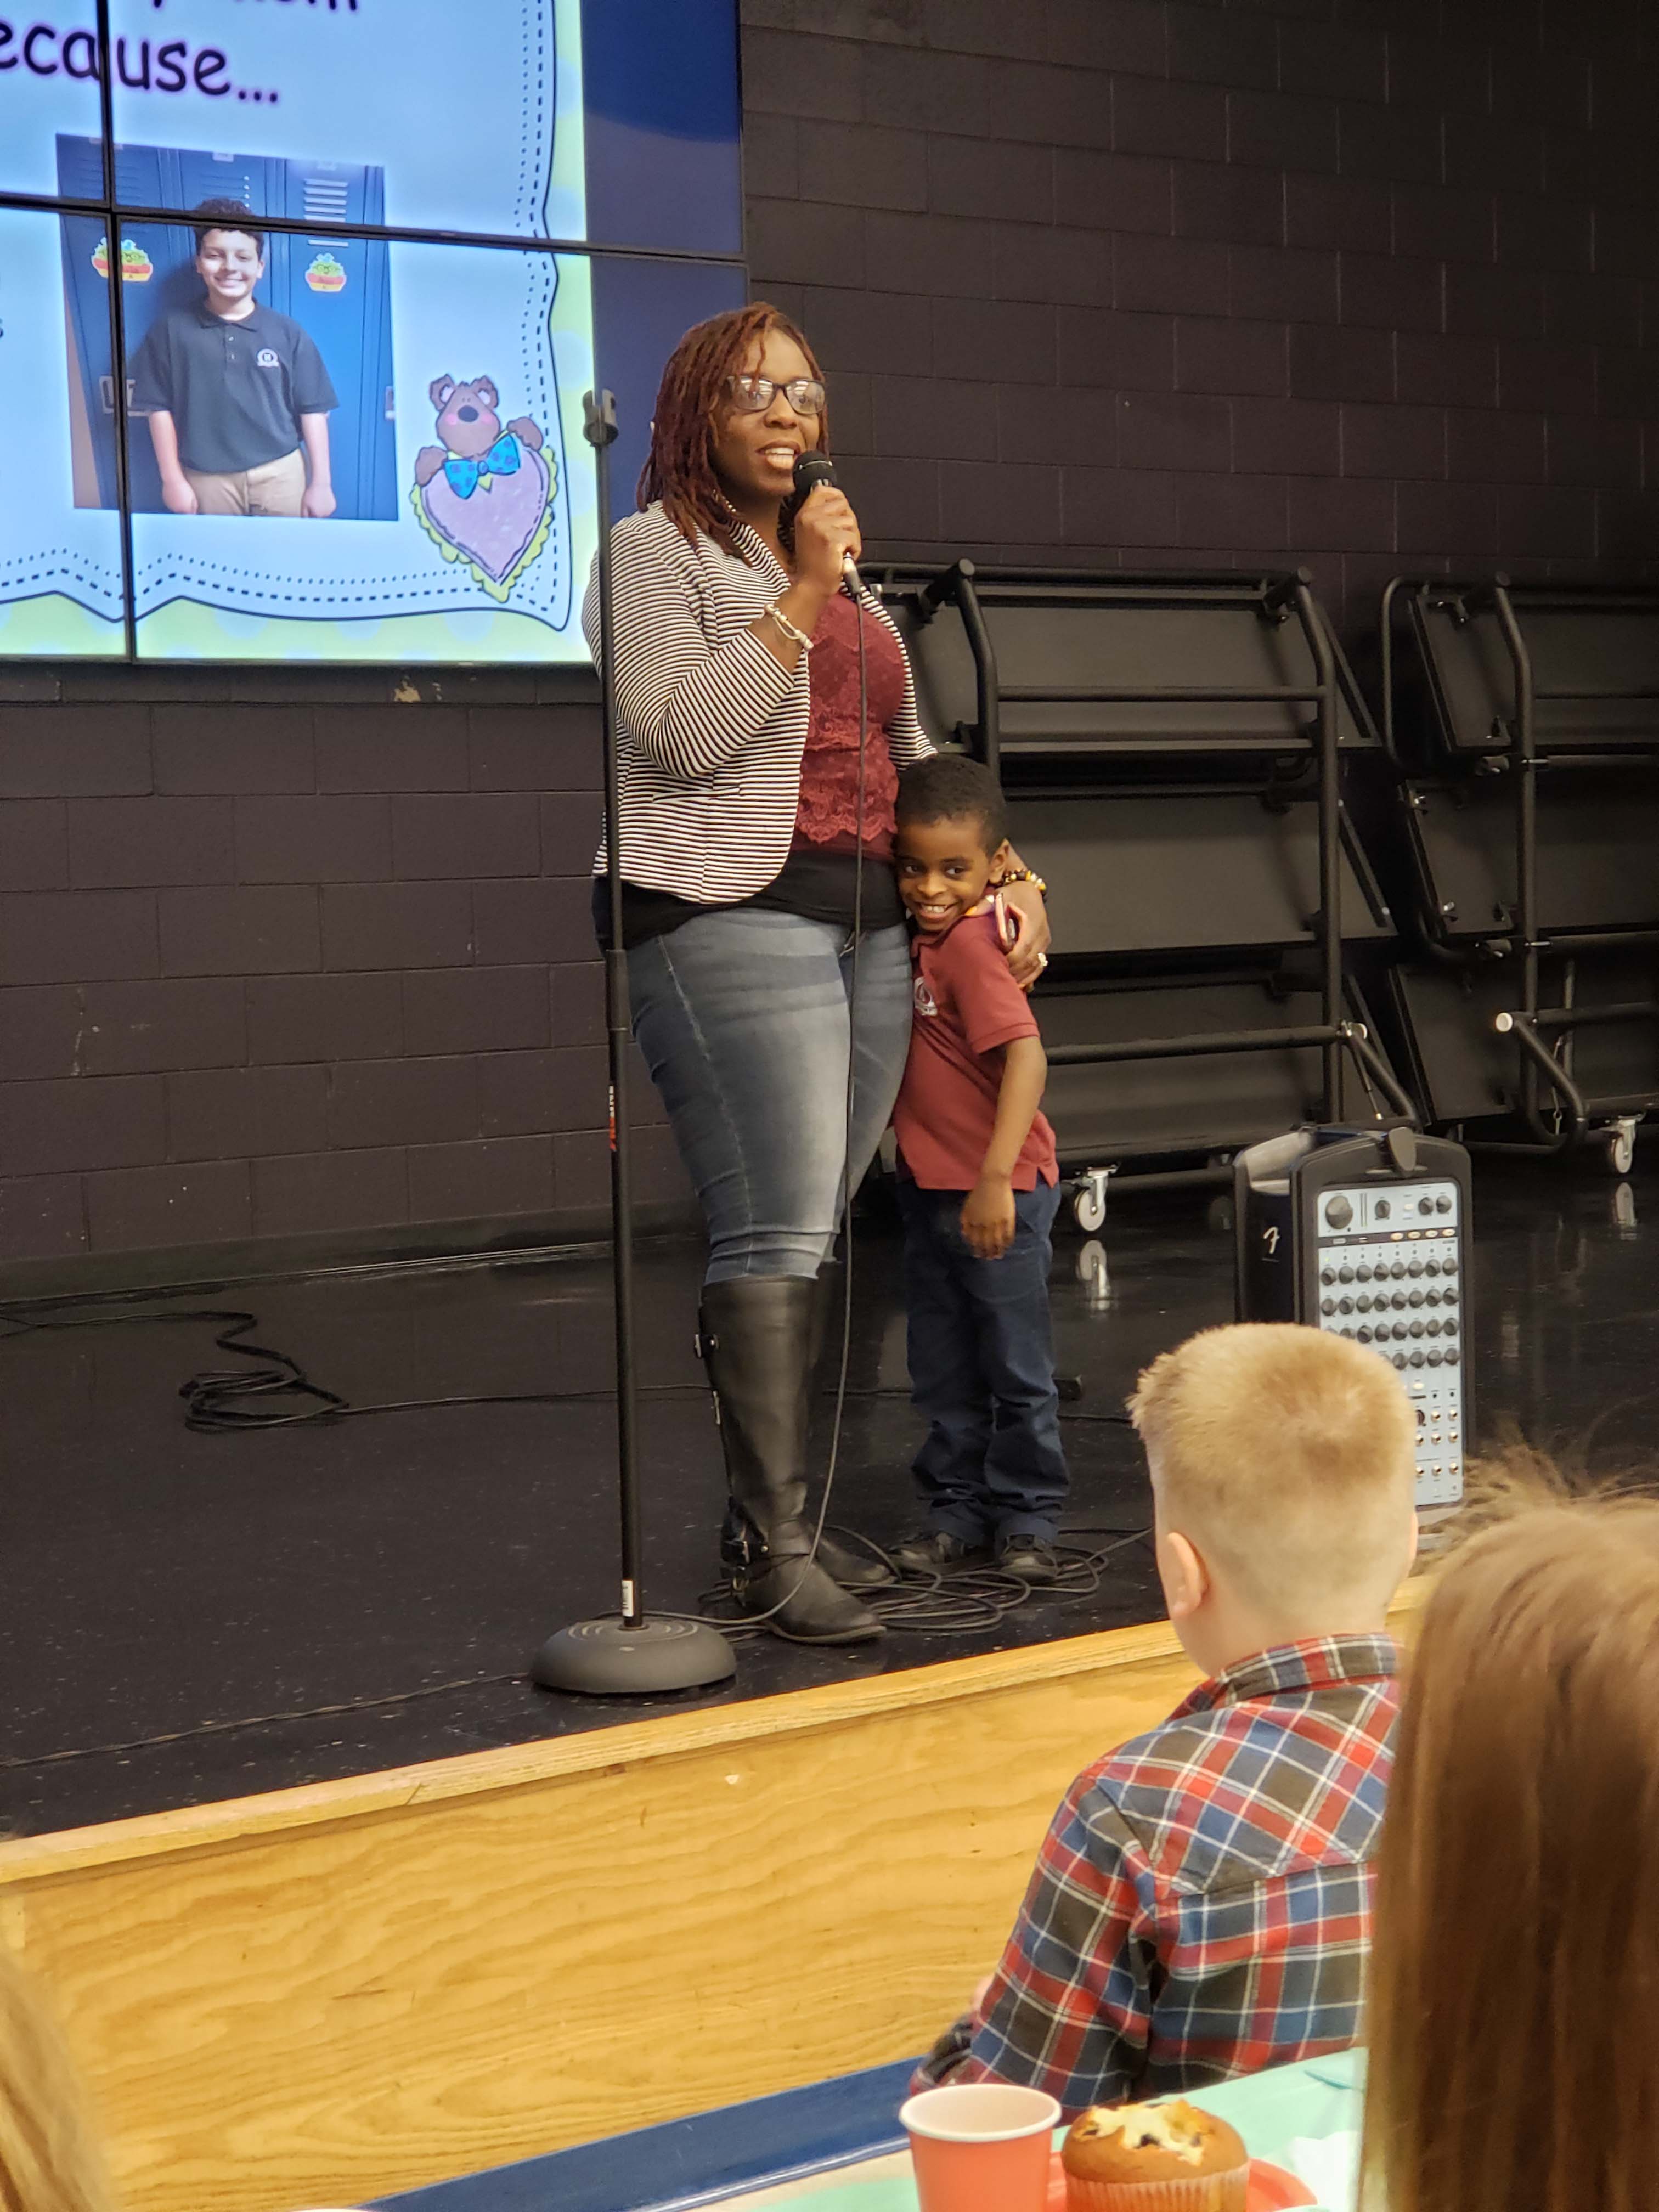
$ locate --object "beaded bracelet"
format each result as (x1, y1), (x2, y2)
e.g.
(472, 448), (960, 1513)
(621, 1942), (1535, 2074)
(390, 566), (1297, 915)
(995, 866), (1049, 897)
(763, 600), (814, 652)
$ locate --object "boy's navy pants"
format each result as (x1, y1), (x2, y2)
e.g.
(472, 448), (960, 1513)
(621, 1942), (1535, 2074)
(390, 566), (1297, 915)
(896, 1174), (1069, 1548)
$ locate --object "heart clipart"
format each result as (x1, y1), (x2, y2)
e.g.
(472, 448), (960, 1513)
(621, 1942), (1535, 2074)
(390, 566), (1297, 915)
(411, 374), (557, 602)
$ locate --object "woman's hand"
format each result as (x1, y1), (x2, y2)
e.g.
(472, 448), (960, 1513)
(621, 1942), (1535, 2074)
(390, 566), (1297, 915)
(998, 879), (1051, 991)
(793, 482), (862, 598)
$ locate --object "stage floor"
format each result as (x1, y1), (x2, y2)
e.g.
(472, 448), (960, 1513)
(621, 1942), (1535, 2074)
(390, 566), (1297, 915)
(5, 1160), (1653, 1837)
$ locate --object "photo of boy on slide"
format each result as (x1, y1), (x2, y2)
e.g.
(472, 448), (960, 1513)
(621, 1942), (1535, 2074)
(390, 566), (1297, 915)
(128, 199), (337, 518)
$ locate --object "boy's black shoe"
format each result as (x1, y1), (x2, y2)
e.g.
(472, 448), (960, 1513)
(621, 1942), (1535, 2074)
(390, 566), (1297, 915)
(996, 1536), (1062, 1585)
(891, 1528), (987, 1575)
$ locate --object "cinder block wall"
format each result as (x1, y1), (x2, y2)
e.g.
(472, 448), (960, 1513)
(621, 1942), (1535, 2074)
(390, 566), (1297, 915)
(742, 0), (1659, 629)
(2, 0), (1654, 1278)
(0, 685), (681, 1281)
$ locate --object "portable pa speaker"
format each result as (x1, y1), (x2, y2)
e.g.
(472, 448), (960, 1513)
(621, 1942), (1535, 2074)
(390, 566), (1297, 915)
(1234, 1126), (1471, 1509)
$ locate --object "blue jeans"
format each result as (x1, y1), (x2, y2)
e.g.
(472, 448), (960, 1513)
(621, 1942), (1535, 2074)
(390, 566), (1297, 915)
(896, 1174), (1069, 1547)
(629, 909), (914, 1284)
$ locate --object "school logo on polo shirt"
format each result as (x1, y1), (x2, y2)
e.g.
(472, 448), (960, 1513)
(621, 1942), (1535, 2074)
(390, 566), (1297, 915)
(257, 348), (280, 369)
(914, 978), (938, 1017)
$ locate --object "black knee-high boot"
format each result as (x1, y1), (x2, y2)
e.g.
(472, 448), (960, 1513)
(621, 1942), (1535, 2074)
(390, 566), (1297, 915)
(715, 1264), (893, 1592)
(697, 1277), (884, 1645)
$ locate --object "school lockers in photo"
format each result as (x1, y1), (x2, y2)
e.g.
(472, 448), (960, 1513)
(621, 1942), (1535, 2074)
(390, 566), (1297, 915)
(57, 136), (396, 521)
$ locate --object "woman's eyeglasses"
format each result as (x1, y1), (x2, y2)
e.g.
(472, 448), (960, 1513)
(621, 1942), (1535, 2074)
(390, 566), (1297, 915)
(727, 374), (826, 415)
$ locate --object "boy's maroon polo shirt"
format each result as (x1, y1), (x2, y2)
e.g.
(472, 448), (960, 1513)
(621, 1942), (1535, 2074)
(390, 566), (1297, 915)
(893, 908), (1058, 1192)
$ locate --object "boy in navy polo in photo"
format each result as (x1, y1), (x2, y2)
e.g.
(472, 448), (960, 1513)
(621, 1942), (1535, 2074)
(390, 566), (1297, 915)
(889, 754), (1069, 1585)
(129, 198), (337, 519)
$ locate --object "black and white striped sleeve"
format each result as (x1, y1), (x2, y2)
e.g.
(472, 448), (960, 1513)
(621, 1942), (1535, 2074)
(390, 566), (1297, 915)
(585, 516), (802, 783)
(866, 593), (935, 768)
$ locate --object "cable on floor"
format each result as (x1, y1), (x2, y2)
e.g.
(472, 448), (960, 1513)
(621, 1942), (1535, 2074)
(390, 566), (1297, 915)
(0, 1532), (1159, 1777)
(697, 1525), (1154, 1639)
(0, 1671), (527, 1775)
(0, 1290), (1154, 1702)
(0, 1296), (709, 1431)
(0, 1297), (1139, 1435)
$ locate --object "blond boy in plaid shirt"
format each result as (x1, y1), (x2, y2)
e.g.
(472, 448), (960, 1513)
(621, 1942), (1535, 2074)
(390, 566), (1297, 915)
(918, 1323), (1419, 2114)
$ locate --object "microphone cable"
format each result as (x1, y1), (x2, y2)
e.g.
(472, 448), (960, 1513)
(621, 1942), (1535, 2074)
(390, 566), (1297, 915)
(698, 1522), (1153, 1640)
(0, 1521), (1158, 1781)
(0, 1284), (1152, 1669)
(806, 554), (873, 1584)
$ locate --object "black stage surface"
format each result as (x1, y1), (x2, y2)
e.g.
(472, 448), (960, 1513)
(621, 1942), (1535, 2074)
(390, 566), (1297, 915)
(5, 1163), (1655, 1839)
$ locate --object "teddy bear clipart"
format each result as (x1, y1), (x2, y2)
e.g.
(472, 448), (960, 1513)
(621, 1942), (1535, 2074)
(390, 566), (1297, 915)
(413, 374), (556, 600)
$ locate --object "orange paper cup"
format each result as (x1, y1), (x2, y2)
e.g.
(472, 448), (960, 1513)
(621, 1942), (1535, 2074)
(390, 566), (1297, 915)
(900, 2084), (1062, 2212)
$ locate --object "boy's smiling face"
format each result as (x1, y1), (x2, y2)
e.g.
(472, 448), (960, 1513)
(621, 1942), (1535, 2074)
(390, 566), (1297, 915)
(195, 227), (264, 317)
(894, 812), (1011, 936)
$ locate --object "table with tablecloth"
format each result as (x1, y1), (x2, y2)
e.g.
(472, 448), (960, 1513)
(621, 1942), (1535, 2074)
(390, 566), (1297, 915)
(707, 2049), (1364, 2211)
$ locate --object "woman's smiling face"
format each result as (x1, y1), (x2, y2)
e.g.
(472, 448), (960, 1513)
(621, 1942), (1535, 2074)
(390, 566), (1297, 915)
(709, 328), (823, 519)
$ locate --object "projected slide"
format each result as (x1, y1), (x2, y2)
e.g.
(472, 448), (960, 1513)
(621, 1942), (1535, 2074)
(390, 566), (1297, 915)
(0, 205), (126, 658)
(0, 0), (599, 663)
(126, 235), (592, 662)
(4, 0), (584, 235)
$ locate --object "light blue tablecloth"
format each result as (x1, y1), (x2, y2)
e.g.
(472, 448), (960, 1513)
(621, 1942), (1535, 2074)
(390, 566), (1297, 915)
(706, 2049), (1367, 2209)
(1188, 2045), (1363, 2205)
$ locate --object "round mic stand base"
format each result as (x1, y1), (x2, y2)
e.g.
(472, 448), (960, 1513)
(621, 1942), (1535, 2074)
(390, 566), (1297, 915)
(532, 1613), (737, 1696)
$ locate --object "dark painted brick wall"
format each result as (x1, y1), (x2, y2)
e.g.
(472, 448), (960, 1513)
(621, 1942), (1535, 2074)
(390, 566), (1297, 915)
(742, 0), (1659, 624)
(0, 690), (684, 1277)
(4, 0), (1657, 1277)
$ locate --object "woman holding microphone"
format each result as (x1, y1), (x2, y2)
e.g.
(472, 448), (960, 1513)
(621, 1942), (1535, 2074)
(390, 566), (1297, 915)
(586, 304), (1049, 1646)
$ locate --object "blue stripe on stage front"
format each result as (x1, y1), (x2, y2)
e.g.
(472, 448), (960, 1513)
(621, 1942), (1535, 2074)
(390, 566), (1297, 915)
(375, 2056), (919, 2212)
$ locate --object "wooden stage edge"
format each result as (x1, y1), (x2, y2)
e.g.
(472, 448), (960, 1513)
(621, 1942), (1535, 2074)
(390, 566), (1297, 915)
(1, 1586), (1426, 2212)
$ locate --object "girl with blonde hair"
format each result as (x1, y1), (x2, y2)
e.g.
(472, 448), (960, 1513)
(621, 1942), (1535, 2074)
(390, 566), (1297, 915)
(1364, 1493), (1659, 2212)
(0, 1948), (115, 2212)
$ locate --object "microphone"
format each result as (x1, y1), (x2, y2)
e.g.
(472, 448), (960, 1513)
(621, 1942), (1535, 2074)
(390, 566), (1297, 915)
(792, 449), (861, 595)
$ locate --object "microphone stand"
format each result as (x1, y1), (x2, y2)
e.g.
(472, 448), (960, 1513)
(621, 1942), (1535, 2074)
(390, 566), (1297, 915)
(531, 390), (736, 1696)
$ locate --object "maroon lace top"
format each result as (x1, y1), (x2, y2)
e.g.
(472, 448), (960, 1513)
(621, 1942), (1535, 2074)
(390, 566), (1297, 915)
(794, 590), (907, 856)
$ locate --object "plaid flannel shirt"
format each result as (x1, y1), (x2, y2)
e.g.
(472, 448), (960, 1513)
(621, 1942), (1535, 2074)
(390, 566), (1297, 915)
(917, 1634), (1400, 2116)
